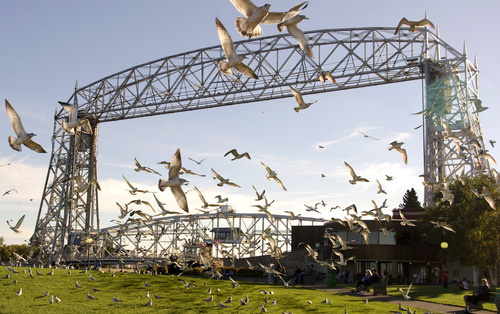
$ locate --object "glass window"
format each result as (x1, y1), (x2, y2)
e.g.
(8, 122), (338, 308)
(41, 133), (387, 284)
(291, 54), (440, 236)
(379, 231), (396, 245)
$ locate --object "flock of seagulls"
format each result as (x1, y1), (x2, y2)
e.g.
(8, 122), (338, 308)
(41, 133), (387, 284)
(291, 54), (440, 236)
(2, 6), (497, 314)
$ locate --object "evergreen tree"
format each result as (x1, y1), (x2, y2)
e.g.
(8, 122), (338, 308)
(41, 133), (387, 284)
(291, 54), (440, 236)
(421, 174), (499, 285)
(399, 188), (422, 208)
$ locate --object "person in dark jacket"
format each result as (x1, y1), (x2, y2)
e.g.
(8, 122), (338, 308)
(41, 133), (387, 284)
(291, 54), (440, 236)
(464, 278), (490, 313)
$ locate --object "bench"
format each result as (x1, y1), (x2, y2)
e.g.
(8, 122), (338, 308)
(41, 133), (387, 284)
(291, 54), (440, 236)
(303, 270), (318, 285)
(467, 286), (497, 311)
(372, 276), (389, 295)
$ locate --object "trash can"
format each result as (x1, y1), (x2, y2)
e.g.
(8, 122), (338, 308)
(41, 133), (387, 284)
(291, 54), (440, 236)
(326, 268), (337, 287)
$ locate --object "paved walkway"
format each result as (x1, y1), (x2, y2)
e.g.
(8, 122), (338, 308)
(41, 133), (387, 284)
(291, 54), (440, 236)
(306, 285), (495, 314)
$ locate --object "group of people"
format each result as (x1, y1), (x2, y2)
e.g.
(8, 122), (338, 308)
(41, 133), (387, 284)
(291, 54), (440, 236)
(290, 264), (314, 284)
(354, 268), (379, 292)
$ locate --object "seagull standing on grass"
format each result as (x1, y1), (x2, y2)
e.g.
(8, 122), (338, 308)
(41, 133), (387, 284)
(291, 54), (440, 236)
(158, 148), (189, 213)
(86, 292), (98, 300)
(5, 100), (46, 153)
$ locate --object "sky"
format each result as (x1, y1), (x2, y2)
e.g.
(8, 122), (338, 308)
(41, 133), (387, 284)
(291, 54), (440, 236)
(0, 1), (498, 245)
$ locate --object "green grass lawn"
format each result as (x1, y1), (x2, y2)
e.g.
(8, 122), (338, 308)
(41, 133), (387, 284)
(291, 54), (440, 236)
(1, 266), (430, 314)
(338, 282), (497, 312)
(386, 283), (497, 312)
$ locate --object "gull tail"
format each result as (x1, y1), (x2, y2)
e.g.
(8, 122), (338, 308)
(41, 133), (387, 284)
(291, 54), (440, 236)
(8, 136), (22, 151)
(158, 179), (168, 192)
(218, 61), (233, 75)
(235, 17), (263, 39)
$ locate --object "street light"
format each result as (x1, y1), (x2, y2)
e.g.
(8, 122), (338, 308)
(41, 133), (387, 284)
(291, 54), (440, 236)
(441, 242), (448, 266)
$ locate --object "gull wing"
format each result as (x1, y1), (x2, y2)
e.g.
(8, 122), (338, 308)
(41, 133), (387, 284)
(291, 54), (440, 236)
(229, 0), (258, 17)
(215, 18), (236, 60)
(168, 149), (182, 181)
(14, 215), (25, 229)
(5, 100), (27, 137)
(171, 186), (188, 213)
(234, 62), (258, 79)
(24, 139), (47, 153)
(290, 86), (305, 105)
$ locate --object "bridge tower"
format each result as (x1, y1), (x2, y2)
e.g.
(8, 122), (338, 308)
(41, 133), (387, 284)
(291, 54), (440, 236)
(29, 27), (492, 264)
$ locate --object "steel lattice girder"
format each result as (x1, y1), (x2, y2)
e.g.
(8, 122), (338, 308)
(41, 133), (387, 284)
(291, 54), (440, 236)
(67, 213), (325, 263)
(31, 27), (489, 264)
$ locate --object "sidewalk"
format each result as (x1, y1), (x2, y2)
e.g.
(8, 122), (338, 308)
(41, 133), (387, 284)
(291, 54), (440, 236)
(306, 285), (495, 314)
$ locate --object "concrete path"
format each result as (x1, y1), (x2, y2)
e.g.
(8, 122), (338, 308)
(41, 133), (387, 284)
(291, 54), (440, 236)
(307, 285), (495, 314)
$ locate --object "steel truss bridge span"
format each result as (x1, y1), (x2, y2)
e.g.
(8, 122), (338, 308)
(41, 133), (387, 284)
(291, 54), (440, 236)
(31, 27), (490, 264)
(68, 213), (325, 264)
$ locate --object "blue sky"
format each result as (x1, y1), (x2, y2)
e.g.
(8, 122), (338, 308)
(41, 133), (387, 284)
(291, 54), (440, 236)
(0, 1), (498, 245)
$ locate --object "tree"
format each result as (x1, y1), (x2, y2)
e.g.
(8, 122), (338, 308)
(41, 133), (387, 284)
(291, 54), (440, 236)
(399, 188), (422, 208)
(420, 174), (499, 285)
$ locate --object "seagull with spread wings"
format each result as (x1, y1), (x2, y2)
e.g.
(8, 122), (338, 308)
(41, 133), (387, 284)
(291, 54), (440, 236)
(290, 86), (317, 112)
(229, 0), (308, 38)
(158, 148), (189, 212)
(134, 158), (161, 175)
(261, 162), (287, 191)
(122, 175), (150, 195)
(216, 18), (258, 79)
(211, 168), (241, 188)
(58, 101), (92, 135)
(357, 130), (379, 140)
(277, 15), (313, 58)
(7, 215), (25, 233)
(376, 179), (387, 194)
(388, 141), (408, 164)
(344, 161), (369, 184)
(394, 14), (435, 34)
(5, 100), (46, 153)
(224, 148), (251, 160)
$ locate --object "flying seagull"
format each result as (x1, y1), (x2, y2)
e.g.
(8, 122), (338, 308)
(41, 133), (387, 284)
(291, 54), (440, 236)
(58, 101), (92, 134)
(122, 175), (150, 195)
(277, 15), (313, 58)
(188, 157), (206, 165)
(394, 15), (435, 34)
(134, 158), (161, 175)
(376, 179), (387, 194)
(252, 185), (265, 201)
(7, 215), (25, 233)
(344, 161), (369, 184)
(224, 148), (251, 160)
(211, 168), (241, 188)
(397, 283), (413, 300)
(5, 99), (46, 153)
(158, 148), (189, 213)
(229, 0), (308, 38)
(215, 18), (258, 79)
(388, 141), (408, 164)
(290, 86), (317, 112)
(261, 162), (287, 191)
(318, 71), (337, 84)
(357, 130), (379, 140)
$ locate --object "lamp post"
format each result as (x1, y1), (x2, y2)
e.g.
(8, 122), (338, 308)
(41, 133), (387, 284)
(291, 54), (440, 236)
(441, 241), (448, 266)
